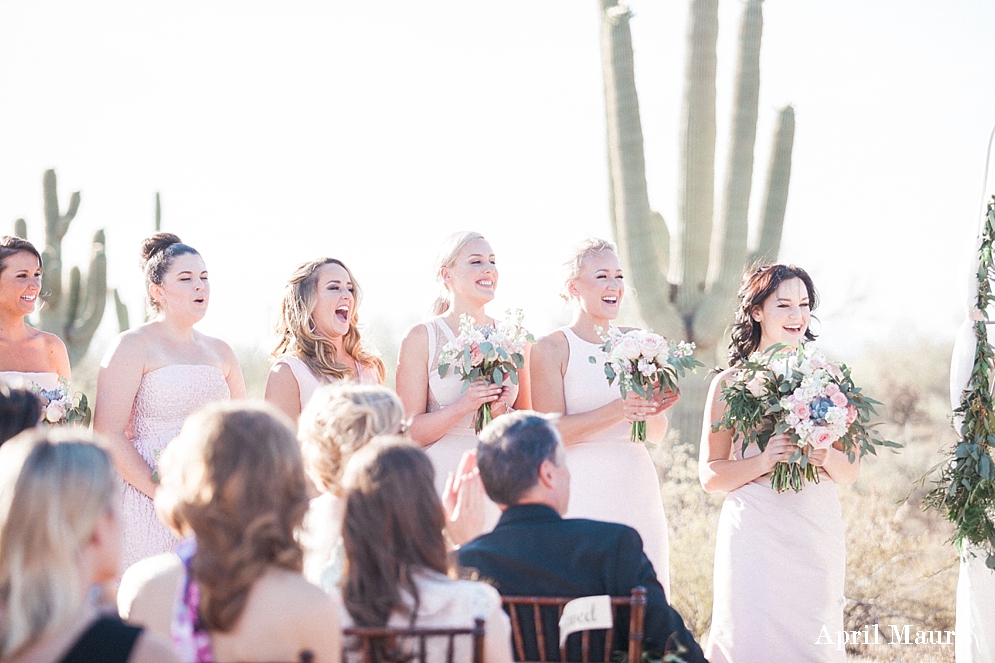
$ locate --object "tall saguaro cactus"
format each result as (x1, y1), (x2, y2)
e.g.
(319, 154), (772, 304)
(600, 0), (796, 446)
(34, 170), (108, 364)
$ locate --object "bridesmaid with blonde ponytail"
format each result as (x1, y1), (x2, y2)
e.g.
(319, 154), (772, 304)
(265, 258), (385, 423)
(395, 232), (531, 532)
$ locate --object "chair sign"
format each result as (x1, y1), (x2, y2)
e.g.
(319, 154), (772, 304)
(557, 595), (613, 647)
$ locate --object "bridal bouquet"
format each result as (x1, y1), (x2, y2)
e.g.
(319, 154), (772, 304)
(28, 377), (91, 427)
(438, 310), (535, 433)
(712, 343), (897, 492)
(590, 327), (702, 443)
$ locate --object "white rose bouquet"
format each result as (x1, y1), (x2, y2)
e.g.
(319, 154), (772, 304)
(712, 343), (898, 492)
(438, 310), (535, 433)
(590, 327), (702, 443)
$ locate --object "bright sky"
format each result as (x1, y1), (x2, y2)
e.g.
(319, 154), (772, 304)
(2, 0), (993, 366)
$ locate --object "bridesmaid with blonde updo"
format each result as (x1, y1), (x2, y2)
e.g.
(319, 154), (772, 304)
(265, 258), (385, 423)
(95, 233), (245, 568)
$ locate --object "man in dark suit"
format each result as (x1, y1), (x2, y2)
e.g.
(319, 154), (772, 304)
(458, 411), (707, 663)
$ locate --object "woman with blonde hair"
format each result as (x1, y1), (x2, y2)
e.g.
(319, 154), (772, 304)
(94, 233), (244, 569)
(298, 383), (405, 588)
(265, 258), (385, 422)
(337, 437), (512, 663)
(118, 402), (340, 663)
(530, 238), (677, 595)
(0, 430), (178, 663)
(395, 232), (530, 532)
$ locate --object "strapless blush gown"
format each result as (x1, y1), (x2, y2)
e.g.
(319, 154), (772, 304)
(423, 317), (514, 532)
(559, 327), (671, 596)
(121, 364), (230, 568)
(0, 370), (61, 392)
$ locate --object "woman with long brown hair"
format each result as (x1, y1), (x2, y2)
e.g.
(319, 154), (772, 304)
(699, 264), (856, 663)
(118, 402), (340, 663)
(0, 235), (71, 393)
(265, 258), (385, 423)
(337, 437), (511, 663)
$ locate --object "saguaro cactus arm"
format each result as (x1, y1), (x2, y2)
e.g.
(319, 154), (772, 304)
(38, 170), (80, 317)
(708, 0), (763, 294)
(64, 230), (107, 364)
(751, 104), (795, 265)
(601, 3), (681, 338)
(13, 218), (27, 239)
(672, 0), (719, 314)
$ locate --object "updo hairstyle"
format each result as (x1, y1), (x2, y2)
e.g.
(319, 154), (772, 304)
(431, 231), (485, 316)
(560, 237), (617, 302)
(298, 383), (405, 496)
(728, 263), (818, 367)
(272, 258), (385, 384)
(140, 232), (199, 314)
(0, 236), (42, 277)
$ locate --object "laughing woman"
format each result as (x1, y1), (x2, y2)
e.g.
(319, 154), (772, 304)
(0, 236), (71, 394)
(529, 238), (676, 595)
(395, 232), (531, 532)
(265, 258), (385, 423)
(94, 233), (245, 569)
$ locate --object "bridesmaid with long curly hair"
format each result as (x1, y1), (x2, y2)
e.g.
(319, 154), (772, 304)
(265, 258), (385, 423)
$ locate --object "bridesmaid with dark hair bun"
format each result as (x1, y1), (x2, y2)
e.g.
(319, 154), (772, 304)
(94, 233), (246, 568)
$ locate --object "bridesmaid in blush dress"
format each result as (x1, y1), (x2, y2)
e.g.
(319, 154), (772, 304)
(396, 232), (531, 535)
(530, 238), (677, 595)
(94, 233), (245, 569)
(264, 257), (385, 425)
(0, 236), (71, 402)
(700, 264), (856, 663)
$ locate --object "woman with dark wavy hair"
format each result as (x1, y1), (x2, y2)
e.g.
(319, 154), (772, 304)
(265, 258), (385, 423)
(118, 402), (341, 663)
(699, 264), (856, 663)
(337, 437), (511, 663)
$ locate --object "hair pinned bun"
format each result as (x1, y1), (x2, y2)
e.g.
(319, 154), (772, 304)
(140, 232), (183, 269)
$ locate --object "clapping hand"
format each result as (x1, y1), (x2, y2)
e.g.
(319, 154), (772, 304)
(442, 449), (486, 546)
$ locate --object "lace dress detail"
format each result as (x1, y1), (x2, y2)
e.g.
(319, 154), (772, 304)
(121, 365), (230, 569)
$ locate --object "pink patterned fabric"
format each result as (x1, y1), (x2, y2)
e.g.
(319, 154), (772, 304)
(171, 538), (215, 663)
(121, 365), (230, 568)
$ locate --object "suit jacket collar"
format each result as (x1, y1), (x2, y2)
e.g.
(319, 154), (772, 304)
(496, 503), (562, 527)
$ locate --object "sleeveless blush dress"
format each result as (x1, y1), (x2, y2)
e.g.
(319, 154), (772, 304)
(121, 365), (230, 569)
(274, 355), (380, 414)
(559, 327), (670, 596)
(705, 444), (846, 662)
(423, 316), (515, 532)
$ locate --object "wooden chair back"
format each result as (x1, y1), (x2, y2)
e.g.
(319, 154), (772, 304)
(500, 587), (646, 662)
(342, 618), (486, 663)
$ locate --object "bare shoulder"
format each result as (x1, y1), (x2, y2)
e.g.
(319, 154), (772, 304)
(128, 629), (182, 663)
(256, 568), (338, 619)
(118, 553), (183, 619)
(531, 330), (568, 363)
(400, 321), (429, 349)
(101, 326), (153, 366)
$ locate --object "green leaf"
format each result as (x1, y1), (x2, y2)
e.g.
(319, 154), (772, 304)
(492, 367), (504, 386)
(438, 363), (450, 378)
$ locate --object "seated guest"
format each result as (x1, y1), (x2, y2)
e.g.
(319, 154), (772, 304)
(0, 430), (178, 663)
(0, 385), (41, 446)
(118, 402), (341, 663)
(337, 436), (513, 663)
(458, 412), (706, 663)
(298, 383), (406, 588)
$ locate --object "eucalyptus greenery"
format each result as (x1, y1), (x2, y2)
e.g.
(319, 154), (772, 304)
(924, 197), (995, 569)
